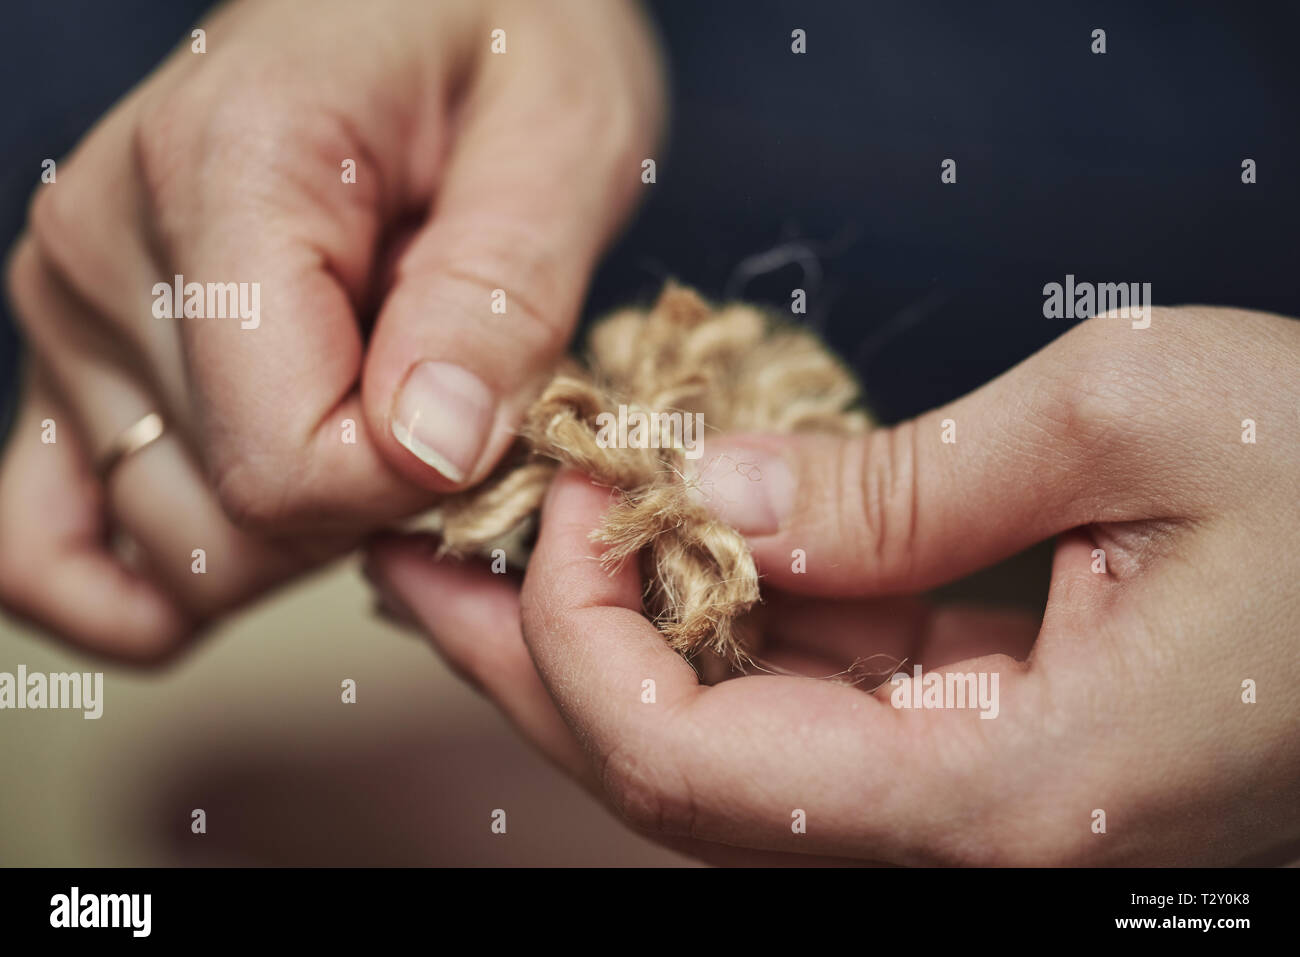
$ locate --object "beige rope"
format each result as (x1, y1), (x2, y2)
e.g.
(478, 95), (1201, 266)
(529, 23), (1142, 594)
(435, 282), (870, 666)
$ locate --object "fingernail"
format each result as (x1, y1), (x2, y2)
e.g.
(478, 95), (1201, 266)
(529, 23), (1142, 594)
(687, 443), (795, 536)
(391, 361), (495, 482)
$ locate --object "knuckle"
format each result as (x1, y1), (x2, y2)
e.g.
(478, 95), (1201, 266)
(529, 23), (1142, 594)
(133, 89), (223, 225)
(1051, 360), (1164, 494)
(137, 83), (375, 220)
(3, 238), (43, 330)
(132, 101), (186, 204)
(25, 178), (92, 287)
(849, 423), (918, 585)
(2, 239), (76, 357)
(599, 740), (696, 837)
(134, 85), (288, 222)
(210, 454), (295, 531)
(1049, 319), (1153, 444)
(449, 250), (569, 345)
(409, 220), (572, 349)
(26, 180), (68, 251)
(1058, 358), (1139, 441)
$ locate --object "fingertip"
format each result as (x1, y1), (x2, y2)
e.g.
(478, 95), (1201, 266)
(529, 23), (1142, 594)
(360, 276), (529, 495)
(362, 532), (519, 633)
(685, 434), (798, 539)
(384, 359), (499, 490)
(539, 466), (620, 527)
(362, 529), (441, 573)
(49, 553), (193, 666)
(530, 467), (645, 610)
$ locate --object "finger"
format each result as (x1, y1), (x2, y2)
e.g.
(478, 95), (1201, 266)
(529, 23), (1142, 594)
(756, 593), (1038, 677)
(365, 531), (860, 867)
(524, 468), (1065, 862)
(8, 246), (342, 629)
(916, 604), (1040, 669)
(362, 533), (592, 783)
(362, 3), (661, 491)
(22, 85), (191, 423)
(142, 72), (446, 530)
(689, 313), (1205, 597)
(0, 367), (192, 662)
(521, 471), (704, 768)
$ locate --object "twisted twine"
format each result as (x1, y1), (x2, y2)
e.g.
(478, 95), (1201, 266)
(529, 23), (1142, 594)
(434, 282), (869, 665)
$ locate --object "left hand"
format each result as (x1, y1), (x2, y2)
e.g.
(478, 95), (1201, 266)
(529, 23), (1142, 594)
(364, 468), (1041, 866)
(364, 305), (1300, 865)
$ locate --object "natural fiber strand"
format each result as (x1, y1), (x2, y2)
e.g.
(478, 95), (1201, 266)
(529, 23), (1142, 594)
(433, 282), (871, 666)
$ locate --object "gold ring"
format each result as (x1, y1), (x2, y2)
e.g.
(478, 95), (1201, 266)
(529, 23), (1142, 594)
(96, 412), (165, 481)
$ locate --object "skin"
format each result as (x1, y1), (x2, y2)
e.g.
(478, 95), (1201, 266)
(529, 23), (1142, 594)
(0, 0), (664, 661)
(366, 308), (1300, 865)
(1, 2), (1295, 865)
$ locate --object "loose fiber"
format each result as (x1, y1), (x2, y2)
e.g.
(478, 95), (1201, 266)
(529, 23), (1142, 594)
(434, 282), (870, 666)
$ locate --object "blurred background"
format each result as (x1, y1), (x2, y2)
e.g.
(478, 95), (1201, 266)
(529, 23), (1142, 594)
(1, 0), (1296, 864)
(0, 557), (692, 865)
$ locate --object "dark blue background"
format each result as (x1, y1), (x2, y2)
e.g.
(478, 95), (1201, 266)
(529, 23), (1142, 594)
(3, 0), (1297, 436)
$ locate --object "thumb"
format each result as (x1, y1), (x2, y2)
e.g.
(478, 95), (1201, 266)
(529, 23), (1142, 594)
(363, 5), (663, 491)
(689, 318), (1186, 596)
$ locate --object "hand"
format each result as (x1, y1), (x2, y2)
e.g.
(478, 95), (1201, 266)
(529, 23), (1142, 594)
(365, 306), (1300, 864)
(0, 0), (664, 660)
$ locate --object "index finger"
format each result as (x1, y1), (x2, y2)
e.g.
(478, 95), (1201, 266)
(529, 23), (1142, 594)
(520, 470), (703, 756)
(141, 80), (440, 530)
